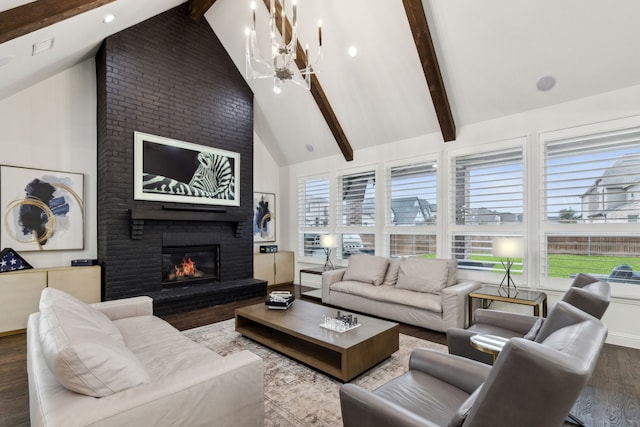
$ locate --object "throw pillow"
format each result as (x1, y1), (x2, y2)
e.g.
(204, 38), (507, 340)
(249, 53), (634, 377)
(382, 258), (402, 286)
(39, 287), (123, 343)
(343, 255), (390, 286)
(523, 318), (544, 340)
(39, 292), (150, 397)
(395, 257), (449, 294)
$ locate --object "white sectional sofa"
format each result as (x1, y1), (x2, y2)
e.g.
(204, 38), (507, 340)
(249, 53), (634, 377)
(322, 255), (481, 332)
(27, 288), (264, 427)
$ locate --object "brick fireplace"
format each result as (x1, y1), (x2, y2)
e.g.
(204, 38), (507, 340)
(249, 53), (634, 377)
(96, 4), (266, 315)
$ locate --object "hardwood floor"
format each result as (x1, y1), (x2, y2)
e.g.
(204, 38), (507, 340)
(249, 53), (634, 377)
(1, 284), (638, 427)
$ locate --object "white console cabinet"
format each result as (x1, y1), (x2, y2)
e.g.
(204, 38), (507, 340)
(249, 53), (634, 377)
(0, 265), (101, 335)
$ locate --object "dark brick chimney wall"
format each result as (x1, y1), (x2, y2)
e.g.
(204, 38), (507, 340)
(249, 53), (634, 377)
(96, 4), (264, 312)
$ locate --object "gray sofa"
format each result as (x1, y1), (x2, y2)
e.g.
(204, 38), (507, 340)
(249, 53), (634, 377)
(27, 288), (264, 427)
(322, 255), (481, 332)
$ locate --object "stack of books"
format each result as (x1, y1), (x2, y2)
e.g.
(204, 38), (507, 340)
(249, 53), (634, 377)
(265, 291), (295, 310)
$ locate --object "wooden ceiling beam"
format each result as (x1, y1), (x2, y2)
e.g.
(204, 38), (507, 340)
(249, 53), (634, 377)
(0, 0), (116, 45)
(402, 0), (456, 142)
(263, 0), (353, 161)
(188, 0), (218, 20)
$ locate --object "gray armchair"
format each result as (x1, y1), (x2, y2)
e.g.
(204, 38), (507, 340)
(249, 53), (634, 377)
(447, 273), (610, 364)
(562, 273), (610, 320)
(340, 302), (608, 427)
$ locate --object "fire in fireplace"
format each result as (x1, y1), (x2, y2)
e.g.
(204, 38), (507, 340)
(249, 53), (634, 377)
(162, 245), (220, 287)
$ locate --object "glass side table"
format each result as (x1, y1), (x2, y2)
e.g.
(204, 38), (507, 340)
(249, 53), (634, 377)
(299, 266), (344, 300)
(468, 285), (547, 325)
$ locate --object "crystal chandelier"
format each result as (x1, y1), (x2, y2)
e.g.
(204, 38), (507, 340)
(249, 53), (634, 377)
(246, 0), (322, 94)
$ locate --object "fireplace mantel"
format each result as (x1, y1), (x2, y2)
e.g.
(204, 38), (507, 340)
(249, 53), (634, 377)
(129, 208), (250, 240)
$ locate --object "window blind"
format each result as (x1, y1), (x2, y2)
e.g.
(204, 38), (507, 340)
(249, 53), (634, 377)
(386, 162), (437, 226)
(337, 170), (375, 227)
(452, 149), (523, 225)
(543, 127), (640, 281)
(298, 177), (329, 258)
(545, 128), (640, 224)
(451, 233), (523, 274)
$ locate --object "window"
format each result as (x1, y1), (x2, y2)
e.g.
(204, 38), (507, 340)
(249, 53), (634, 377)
(543, 127), (640, 282)
(450, 147), (524, 273)
(543, 235), (640, 284)
(545, 129), (640, 224)
(453, 148), (523, 226)
(389, 234), (436, 257)
(339, 233), (375, 259)
(385, 161), (437, 257)
(298, 176), (330, 258)
(337, 170), (375, 227)
(336, 169), (376, 259)
(451, 233), (523, 274)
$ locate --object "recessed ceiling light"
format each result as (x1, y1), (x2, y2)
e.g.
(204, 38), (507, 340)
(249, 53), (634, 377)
(348, 46), (358, 57)
(305, 144), (314, 152)
(103, 14), (115, 23)
(0, 57), (12, 67)
(32, 38), (54, 56)
(536, 75), (556, 92)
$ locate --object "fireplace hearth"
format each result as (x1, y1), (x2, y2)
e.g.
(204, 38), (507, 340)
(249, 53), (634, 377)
(162, 245), (220, 288)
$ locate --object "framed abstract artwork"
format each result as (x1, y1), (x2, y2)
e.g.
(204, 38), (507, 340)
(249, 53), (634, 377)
(253, 192), (275, 242)
(134, 132), (240, 207)
(1, 165), (84, 251)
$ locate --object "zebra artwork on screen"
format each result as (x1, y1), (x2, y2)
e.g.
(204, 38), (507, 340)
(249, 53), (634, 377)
(133, 132), (240, 206)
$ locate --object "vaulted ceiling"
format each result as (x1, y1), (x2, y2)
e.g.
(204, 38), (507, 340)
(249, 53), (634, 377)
(2, 0), (640, 166)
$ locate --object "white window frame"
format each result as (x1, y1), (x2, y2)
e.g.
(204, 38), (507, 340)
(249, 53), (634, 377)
(297, 173), (331, 264)
(383, 155), (438, 257)
(447, 138), (527, 284)
(335, 165), (378, 260)
(540, 118), (640, 297)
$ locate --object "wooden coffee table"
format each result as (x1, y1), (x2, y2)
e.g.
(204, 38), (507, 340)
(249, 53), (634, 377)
(235, 300), (399, 382)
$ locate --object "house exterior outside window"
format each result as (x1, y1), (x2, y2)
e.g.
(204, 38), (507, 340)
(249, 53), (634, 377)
(542, 126), (640, 284)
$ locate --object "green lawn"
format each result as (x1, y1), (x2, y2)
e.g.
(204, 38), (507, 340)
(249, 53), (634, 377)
(416, 253), (640, 279)
(547, 254), (640, 278)
(467, 254), (640, 278)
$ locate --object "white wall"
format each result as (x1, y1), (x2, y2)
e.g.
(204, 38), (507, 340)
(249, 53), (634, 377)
(280, 84), (640, 349)
(0, 59), (97, 268)
(253, 133), (281, 253)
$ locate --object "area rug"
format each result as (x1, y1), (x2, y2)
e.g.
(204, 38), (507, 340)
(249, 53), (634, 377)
(182, 319), (447, 427)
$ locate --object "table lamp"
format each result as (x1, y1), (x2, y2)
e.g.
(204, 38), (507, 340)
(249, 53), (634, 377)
(493, 237), (523, 294)
(319, 234), (337, 271)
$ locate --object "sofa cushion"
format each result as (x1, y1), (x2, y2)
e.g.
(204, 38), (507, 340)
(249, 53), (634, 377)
(443, 258), (458, 287)
(382, 258), (402, 286)
(343, 254), (390, 286)
(113, 315), (223, 379)
(330, 280), (442, 312)
(396, 258), (449, 294)
(38, 289), (150, 397)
